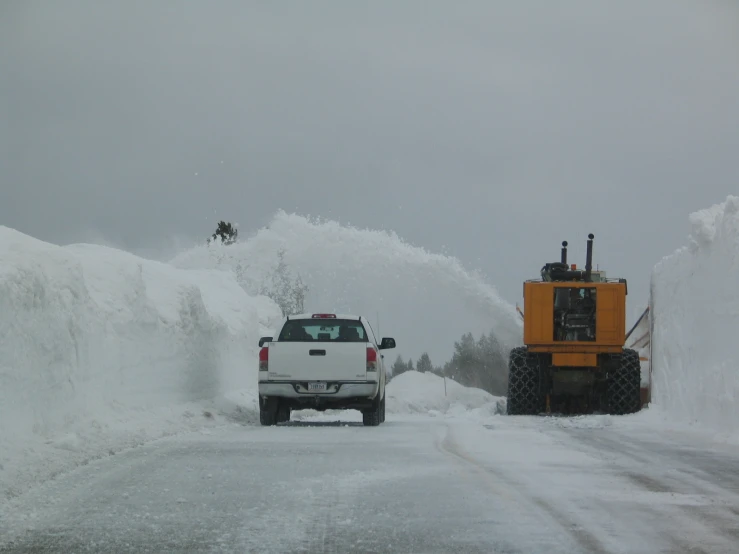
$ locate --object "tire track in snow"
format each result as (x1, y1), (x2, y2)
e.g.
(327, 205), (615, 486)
(435, 423), (611, 554)
(297, 485), (342, 554)
(552, 424), (739, 553)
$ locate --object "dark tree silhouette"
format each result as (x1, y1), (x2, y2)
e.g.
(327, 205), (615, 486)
(210, 221), (238, 245)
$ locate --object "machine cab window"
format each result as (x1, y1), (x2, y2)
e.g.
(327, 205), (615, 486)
(553, 287), (597, 341)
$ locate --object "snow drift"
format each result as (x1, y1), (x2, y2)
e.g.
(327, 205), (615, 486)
(172, 211), (523, 363)
(291, 370), (505, 423)
(0, 227), (282, 500)
(386, 371), (506, 419)
(650, 195), (739, 435)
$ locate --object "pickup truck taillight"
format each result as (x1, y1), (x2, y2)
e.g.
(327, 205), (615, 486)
(259, 347), (268, 371)
(366, 347), (377, 372)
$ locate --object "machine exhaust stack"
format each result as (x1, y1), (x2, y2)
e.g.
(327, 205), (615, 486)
(584, 233), (594, 282)
(561, 241), (568, 265)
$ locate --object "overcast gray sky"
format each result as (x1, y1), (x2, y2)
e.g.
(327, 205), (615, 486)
(3, 0), (738, 319)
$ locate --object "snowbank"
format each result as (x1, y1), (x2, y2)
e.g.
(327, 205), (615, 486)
(290, 371), (505, 423)
(386, 371), (506, 419)
(172, 211), (523, 363)
(0, 227), (282, 501)
(650, 195), (739, 435)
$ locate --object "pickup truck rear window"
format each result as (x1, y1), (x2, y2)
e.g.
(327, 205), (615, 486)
(278, 319), (368, 342)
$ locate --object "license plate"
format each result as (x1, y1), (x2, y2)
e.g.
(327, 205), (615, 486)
(308, 382), (327, 392)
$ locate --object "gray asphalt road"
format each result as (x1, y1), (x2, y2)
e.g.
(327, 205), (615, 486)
(2, 413), (738, 553)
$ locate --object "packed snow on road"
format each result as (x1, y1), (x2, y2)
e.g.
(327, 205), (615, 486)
(2, 197), (739, 553)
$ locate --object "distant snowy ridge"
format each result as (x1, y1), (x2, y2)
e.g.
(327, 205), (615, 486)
(650, 195), (739, 435)
(0, 226), (282, 500)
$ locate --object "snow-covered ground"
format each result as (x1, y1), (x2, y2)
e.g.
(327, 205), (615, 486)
(3, 413), (739, 553)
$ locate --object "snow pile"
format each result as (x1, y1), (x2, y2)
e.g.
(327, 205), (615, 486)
(293, 371), (505, 422)
(0, 227), (282, 500)
(386, 371), (506, 418)
(172, 211), (522, 362)
(650, 195), (739, 434)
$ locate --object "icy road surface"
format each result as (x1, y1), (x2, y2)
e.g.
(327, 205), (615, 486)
(2, 413), (739, 553)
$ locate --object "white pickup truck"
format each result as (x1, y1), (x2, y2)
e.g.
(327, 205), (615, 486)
(257, 313), (396, 426)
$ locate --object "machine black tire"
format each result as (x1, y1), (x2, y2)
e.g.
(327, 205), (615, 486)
(259, 397), (278, 426)
(506, 347), (545, 415)
(363, 394), (382, 426)
(380, 393), (386, 423)
(606, 348), (642, 415)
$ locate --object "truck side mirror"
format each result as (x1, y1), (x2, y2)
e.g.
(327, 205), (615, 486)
(258, 337), (273, 347)
(379, 337), (396, 350)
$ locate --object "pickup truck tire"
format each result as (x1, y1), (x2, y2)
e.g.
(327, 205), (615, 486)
(363, 394), (382, 427)
(380, 394), (386, 423)
(259, 397), (278, 426)
(276, 403), (291, 424)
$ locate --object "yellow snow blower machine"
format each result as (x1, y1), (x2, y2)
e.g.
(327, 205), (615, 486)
(507, 234), (641, 415)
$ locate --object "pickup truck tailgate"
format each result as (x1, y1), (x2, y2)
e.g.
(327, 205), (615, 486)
(267, 342), (368, 381)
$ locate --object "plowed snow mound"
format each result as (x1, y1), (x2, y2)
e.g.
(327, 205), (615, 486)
(651, 195), (739, 435)
(386, 371), (506, 418)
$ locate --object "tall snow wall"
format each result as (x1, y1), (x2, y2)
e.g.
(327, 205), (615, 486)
(650, 195), (739, 433)
(0, 227), (282, 499)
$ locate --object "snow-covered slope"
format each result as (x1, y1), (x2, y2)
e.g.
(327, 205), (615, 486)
(650, 195), (739, 435)
(172, 211), (523, 362)
(0, 227), (282, 500)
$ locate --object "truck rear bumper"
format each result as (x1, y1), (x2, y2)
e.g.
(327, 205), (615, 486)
(258, 381), (378, 399)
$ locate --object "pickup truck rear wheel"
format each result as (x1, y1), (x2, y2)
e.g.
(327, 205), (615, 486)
(259, 397), (278, 426)
(380, 393), (386, 423)
(363, 395), (382, 427)
(276, 403), (291, 424)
